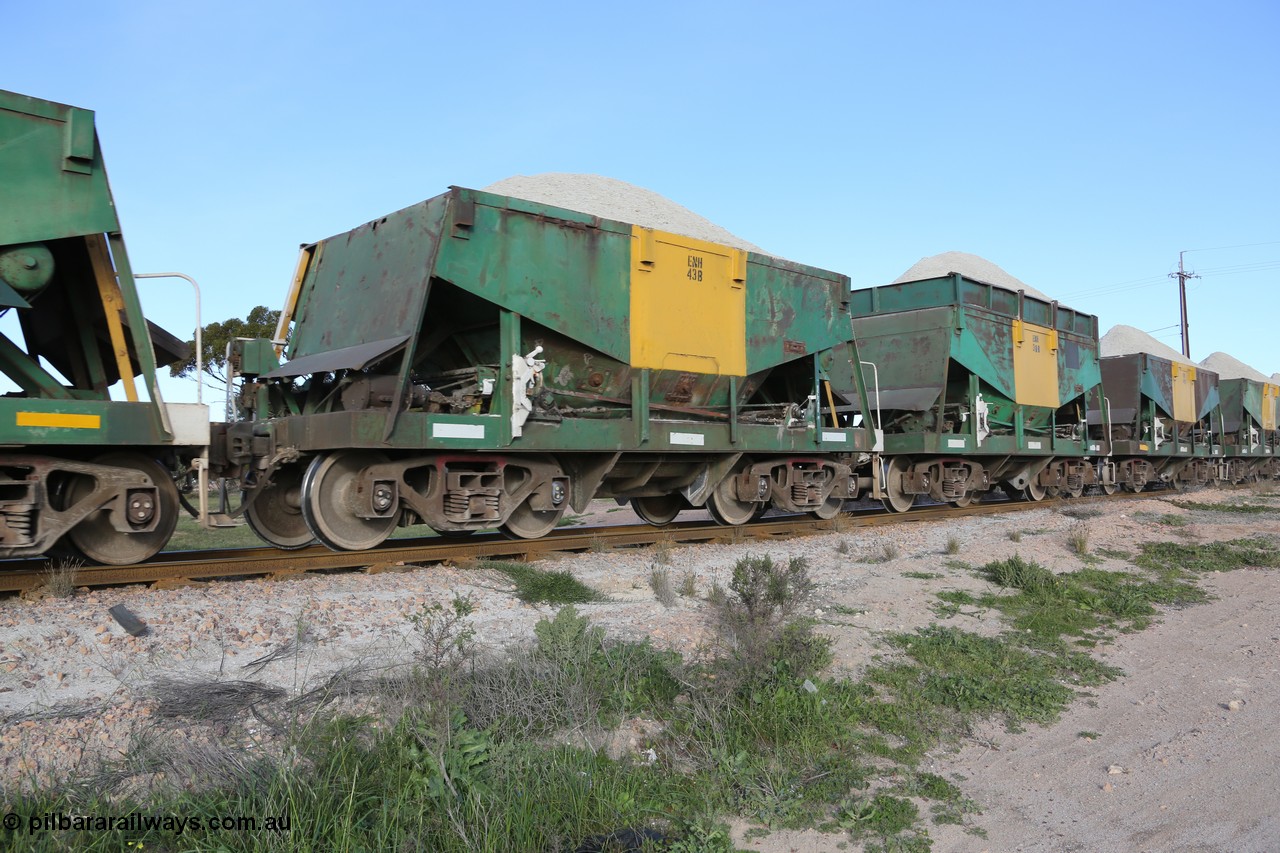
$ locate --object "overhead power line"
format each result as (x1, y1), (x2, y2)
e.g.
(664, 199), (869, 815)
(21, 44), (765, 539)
(1184, 240), (1280, 254)
(1059, 257), (1279, 301)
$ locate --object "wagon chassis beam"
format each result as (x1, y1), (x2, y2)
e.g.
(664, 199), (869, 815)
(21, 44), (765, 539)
(0, 489), (1178, 593)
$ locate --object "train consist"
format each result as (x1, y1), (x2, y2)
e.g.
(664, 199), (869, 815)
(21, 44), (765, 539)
(211, 188), (1278, 552)
(1, 89), (1276, 563)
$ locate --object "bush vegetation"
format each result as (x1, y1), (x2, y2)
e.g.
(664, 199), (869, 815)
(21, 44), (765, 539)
(6, 540), (1277, 852)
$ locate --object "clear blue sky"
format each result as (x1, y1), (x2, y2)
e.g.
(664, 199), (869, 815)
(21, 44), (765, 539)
(7, 0), (1278, 403)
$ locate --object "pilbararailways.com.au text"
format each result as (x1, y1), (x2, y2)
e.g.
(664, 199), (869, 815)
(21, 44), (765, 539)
(4, 811), (291, 836)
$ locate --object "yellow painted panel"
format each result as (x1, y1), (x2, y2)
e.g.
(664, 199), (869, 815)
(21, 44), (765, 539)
(1171, 363), (1196, 422)
(1011, 319), (1059, 408)
(17, 411), (102, 429)
(629, 226), (747, 375)
(1264, 383), (1278, 431)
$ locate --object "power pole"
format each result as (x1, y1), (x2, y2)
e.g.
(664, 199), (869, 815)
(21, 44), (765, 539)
(1169, 251), (1200, 359)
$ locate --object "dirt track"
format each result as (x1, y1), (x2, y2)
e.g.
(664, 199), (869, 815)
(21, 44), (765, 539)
(3, 490), (1279, 852)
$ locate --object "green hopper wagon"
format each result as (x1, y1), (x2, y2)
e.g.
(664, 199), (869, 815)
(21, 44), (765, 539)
(1216, 377), (1280, 481)
(847, 273), (1101, 510)
(1087, 354), (1223, 490)
(217, 186), (879, 549)
(0, 90), (208, 563)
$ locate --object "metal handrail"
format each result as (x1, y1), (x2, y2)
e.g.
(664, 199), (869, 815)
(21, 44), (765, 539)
(135, 272), (202, 404)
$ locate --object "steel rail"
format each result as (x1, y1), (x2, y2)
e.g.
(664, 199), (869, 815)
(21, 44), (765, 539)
(0, 490), (1171, 594)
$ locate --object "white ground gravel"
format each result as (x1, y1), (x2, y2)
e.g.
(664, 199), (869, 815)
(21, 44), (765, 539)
(483, 173), (768, 254)
(892, 251), (1053, 301)
(1200, 351), (1271, 383)
(3, 489), (1279, 853)
(1100, 325), (1197, 367)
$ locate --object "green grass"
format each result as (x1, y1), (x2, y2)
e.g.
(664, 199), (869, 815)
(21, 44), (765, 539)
(1067, 523), (1090, 556)
(167, 514), (263, 550)
(469, 560), (603, 604)
(1132, 538), (1280, 575)
(12, 536), (1278, 853)
(904, 571), (943, 580)
(867, 626), (1113, 733)
(969, 554), (1205, 639)
(1169, 500), (1276, 515)
(1058, 506), (1104, 520)
(167, 512), (450, 552)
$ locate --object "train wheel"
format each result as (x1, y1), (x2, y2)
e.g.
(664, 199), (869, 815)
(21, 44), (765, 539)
(66, 453), (180, 565)
(302, 451), (398, 551)
(1024, 480), (1048, 502)
(632, 494), (686, 526)
(949, 494), (974, 508)
(882, 457), (915, 513)
(708, 474), (756, 526)
(809, 494), (845, 520)
(244, 463), (314, 549)
(501, 497), (565, 539)
(1101, 482), (1118, 495)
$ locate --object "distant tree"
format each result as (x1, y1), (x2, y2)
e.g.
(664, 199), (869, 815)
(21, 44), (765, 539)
(170, 305), (282, 388)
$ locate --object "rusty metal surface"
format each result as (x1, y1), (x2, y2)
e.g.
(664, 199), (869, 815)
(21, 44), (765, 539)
(0, 492), (1172, 594)
(262, 335), (411, 379)
(1097, 355), (1144, 424)
(290, 195), (449, 360)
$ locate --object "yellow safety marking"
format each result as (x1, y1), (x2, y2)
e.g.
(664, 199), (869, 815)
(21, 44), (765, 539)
(823, 380), (840, 428)
(274, 243), (318, 358)
(629, 226), (747, 375)
(17, 411), (102, 429)
(84, 233), (138, 402)
(1263, 383), (1279, 432)
(1171, 362), (1196, 422)
(1011, 318), (1059, 409)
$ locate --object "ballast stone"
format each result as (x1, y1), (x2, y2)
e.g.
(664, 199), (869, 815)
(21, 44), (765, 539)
(892, 251), (1053, 302)
(1100, 325), (1196, 367)
(483, 173), (768, 255)
(1199, 351), (1270, 383)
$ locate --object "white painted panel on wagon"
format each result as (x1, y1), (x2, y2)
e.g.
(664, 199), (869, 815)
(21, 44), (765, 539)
(433, 423), (486, 439)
